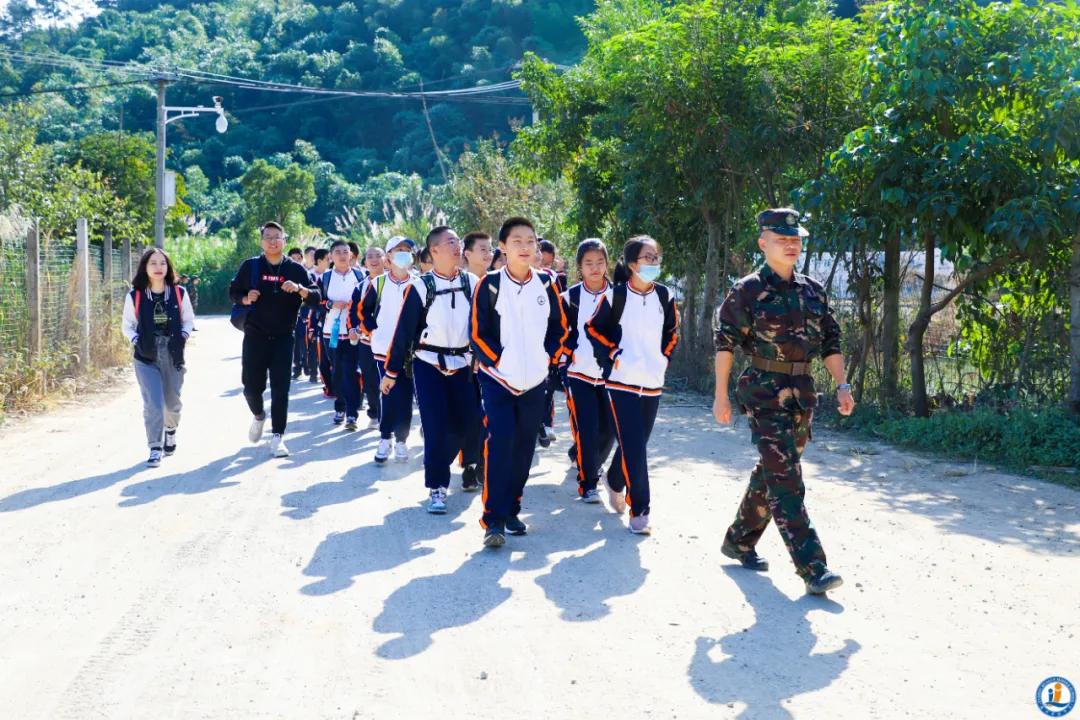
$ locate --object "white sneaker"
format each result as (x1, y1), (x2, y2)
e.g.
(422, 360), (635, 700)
(248, 415), (266, 444)
(367, 416), (380, 429)
(629, 514), (651, 535)
(545, 426), (558, 442)
(374, 438), (392, 464)
(394, 441), (409, 463)
(427, 488), (448, 514)
(147, 448), (162, 467)
(270, 433), (289, 458)
(607, 485), (628, 514)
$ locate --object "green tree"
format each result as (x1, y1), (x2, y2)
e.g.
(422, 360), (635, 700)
(239, 159), (316, 250)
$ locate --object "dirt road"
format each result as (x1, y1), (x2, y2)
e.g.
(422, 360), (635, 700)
(1, 316), (1077, 719)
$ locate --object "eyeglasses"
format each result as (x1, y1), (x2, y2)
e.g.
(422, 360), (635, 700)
(638, 254), (662, 263)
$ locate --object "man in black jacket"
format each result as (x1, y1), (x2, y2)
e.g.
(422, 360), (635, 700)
(229, 222), (321, 457)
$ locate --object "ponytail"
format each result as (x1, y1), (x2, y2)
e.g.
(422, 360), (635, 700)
(613, 235), (658, 284)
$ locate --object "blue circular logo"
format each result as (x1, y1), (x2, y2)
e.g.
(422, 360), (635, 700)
(1037, 677), (1076, 717)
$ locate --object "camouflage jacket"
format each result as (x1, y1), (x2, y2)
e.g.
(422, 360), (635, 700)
(714, 264), (842, 412)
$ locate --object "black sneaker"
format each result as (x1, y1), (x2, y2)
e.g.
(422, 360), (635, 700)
(292, 368), (302, 379)
(483, 526), (506, 548)
(163, 430), (177, 456)
(344, 416), (358, 431)
(332, 411), (345, 425)
(461, 464), (480, 492)
(721, 541), (769, 572)
(805, 569), (844, 595)
(309, 375), (320, 384)
(505, 516), (527, 536)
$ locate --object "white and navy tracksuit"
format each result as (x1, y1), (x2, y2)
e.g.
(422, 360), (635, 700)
(585, 282), (679, 518)
(122, 286), (195, 449)
(320, 267), (364, 418)
(385, 270), (483, 489)
(562, 281), (617, 496)
(356, 271), (416, 442)
(471, 267), (569, 529)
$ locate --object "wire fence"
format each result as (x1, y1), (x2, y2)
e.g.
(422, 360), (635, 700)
(0, 213), (141, 410)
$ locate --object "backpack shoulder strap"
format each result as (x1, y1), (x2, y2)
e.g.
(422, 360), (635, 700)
(538, 271), (552, 290)
(352, 268), (364, 284)
(250, 256), (261, 287)
(421, 274), (437, 309)
(569, 285), (582, 310)
(321, 269), (332, 288)
(655, 283), (670, 307)
(375, 274), (386, 301)
(175, 284), (184, 316)
(459, 272), (472, 298)
(133, 288), (141, 315)
(610, 283), (628, 326)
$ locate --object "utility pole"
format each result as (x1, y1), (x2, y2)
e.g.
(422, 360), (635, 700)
(153, 74), (228, 249)
(154, 76), (168, 249)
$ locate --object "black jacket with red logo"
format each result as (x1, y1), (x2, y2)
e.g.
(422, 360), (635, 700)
(228, 256), (321, 337)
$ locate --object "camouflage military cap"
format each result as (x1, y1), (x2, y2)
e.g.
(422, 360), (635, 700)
(757, 208), (809, 238)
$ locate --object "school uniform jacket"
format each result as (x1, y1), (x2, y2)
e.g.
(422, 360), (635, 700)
(470, 267), (569, 395)
(319, 267), (365, 339)
(562, 281), (614, 384)
(383, 269), (479, 380)
(585, 282), (679, 395)
(354, 271), (415, 361)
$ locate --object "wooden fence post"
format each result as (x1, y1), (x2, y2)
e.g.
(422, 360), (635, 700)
(25, 220), (41, 360)
(121, 236), (132, 286)
(102, 228), (113, 317)
(76, 218), (91, 369)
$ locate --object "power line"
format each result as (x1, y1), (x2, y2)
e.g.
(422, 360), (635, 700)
(0, 49), (527, 101)
(0, 78), (147, 99)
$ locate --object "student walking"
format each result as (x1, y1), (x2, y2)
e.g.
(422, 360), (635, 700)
(320, 240), (365, 430)
(308, 248), (330, 386)
(561, 239), (617, 504)
(356, 236), (419, 464)
(713, 209), (854, 595)
(471, 217), (569, 548)
(228, 222), (321, 458)
(381, 226), (483, 513)
(585, 235), (679, 535)
(355, 246), (387, 426)
(122, 248), (195, 467)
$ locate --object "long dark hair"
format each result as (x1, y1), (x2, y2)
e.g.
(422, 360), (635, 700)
(612, 235), (658, 284)
(575, 238), (609, 280)
(132, 247), (178, 291)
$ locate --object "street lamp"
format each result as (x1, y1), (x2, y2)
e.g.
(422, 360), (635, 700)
(154, 81), (229, 248)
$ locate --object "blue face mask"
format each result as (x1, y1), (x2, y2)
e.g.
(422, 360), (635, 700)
(635, 264), (661, 283)
(391, 251), (413, 269)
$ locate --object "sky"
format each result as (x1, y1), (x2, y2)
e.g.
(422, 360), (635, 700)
(0, 0), (101, 27)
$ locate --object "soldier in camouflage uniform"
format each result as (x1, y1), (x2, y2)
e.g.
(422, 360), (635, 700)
(713, 208), (855, 595)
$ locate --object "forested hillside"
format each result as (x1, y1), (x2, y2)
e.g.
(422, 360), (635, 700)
(0, 0), (595, 229)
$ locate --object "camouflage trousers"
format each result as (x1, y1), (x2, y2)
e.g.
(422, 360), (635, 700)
(724, 408), (828, 580)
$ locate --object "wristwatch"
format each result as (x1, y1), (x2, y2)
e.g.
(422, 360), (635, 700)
(837, 383), (851, 392)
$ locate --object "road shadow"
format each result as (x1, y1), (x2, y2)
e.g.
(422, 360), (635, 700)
(0, 462), (148, 513)
(117, 448), (262, 507)
(651, 404), (1080, 556)
(689, 566), (859, 719)
(300, 493), (479, 596)
(534, 511), (648, 622)
(372, 548), (513, 660)
(369, 476), (647, 660)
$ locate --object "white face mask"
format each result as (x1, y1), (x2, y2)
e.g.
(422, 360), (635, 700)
(635, 264), (661, 283)
(391, 251), (413, 269)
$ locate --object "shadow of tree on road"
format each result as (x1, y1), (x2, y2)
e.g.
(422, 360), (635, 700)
(651, 403), (1080, 556)
(689, 566), (859, 719)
